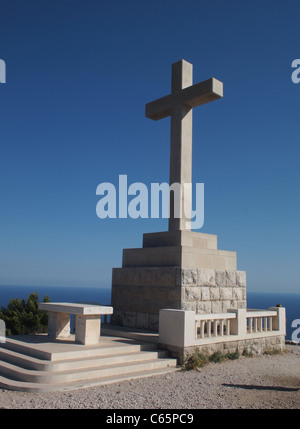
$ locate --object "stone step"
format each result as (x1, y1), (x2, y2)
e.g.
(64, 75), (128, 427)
(0, 356), (177, 384)
(0, 366), (178, 393)
(123, 246), (181, 267)
(101, 325), (158, 343)
(143, 230), (218, 250)
(122, 246), (236, 270)
(1, 336), (157, 361)
(0, 332), (178, 392)
(0, 347), (169, 372)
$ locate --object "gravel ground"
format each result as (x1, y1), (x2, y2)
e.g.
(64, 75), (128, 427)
(0, 345), (299, 409)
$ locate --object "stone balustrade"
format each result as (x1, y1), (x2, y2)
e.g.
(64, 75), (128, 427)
(158, 307), (286, 361)
(246, 309), (277, 334)
(195, 313), (236, 339)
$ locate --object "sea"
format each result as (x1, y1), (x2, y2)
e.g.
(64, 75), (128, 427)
(0, 285), (299, 340)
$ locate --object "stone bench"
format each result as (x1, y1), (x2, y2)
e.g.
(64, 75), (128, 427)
(38, 302), (113, 345)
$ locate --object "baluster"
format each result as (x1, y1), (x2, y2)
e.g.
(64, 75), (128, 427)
(264, 316), (268, 331)
(249, 317), (253, 333)
(269, 316), (273, 332)
(201, 320), (205, 338)
(254, 317), (258, 333)
(213, 319), (218, 337)
(220, 319), (224, 336)
(258, 317), (262, 332)
(207, 320), (212, 337)
(226, 319), (230, 336)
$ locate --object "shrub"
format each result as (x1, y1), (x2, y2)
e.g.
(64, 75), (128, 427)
(183, 348), (208, 370)
(263, 349), (282, 356)
(182, 347), (243, 370)
(208, 351), (225, 363)
(225, 349), (240, 360)
(0, 292), (50, 335)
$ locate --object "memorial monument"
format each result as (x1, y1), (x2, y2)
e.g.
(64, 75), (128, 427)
(0, 60), (285, 392)
(111, 60), (247, 330)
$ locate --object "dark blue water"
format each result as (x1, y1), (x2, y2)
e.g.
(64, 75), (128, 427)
(0, 285), (299, 340)
(0, 285), (111, 308)
(247, 292), (300, 341)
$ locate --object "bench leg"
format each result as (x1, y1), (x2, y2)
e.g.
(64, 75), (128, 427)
(48, 311), (70, 339)
(75, 315), (101, 345)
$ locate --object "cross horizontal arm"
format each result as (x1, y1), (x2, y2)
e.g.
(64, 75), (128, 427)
(181, 78), (223, 108)
(145, 94), (173, 121)
(145, 78), (223, 121)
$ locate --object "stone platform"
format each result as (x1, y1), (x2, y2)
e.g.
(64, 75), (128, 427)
(111, 231), (246, 330)
(0, 326), (177, 392)
(124, 231), (237, 270)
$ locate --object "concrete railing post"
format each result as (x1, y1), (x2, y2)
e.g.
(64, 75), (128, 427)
(159, 309), (195, 347)
(269, 307), (286, 335)
(227, 308), (246, 337)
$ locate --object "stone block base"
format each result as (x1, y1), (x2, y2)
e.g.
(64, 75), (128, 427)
(111, 231), (246, 331)
(111, 267), (246, 331)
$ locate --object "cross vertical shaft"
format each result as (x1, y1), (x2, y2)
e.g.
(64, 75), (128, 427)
(169, 60), (193, 231)
(145, 59), (223, 232)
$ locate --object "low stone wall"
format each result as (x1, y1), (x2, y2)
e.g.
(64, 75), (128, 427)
(159, 335), (286, 365)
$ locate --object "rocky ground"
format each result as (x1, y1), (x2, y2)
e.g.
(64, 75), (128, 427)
(0, 345), (299, 409)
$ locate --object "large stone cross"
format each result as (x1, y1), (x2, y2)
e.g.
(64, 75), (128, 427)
(146, 59), (223, 231)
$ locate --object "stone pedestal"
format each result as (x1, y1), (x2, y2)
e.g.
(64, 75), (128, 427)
(48, 311), (70, 339)
(75, 315), (101, 345)
(111, 231), (247, 331)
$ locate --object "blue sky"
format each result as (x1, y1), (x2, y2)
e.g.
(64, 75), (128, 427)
(0, 0), (299, 293)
